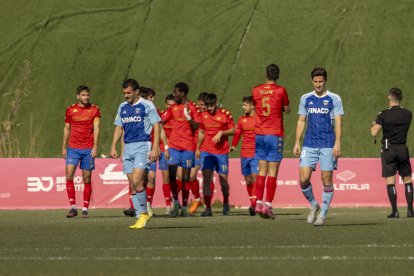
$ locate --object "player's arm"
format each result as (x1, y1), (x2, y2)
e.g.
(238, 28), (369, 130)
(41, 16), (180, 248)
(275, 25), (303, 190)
(230, 123), (242, 152)
(283, 105), (290, 114)
(371, 123), (382, 137)
(110, 126), (123, 159)
(62, 122), (71, 159)
(212, 127), (235, 144)
(184, 105), (200, 131)
(149, 122), (161, 162)
(160, 125), (170, 160)
(333, 115), (342, 158)
(196, 128), (205, 159)
(293, 115), (306, 157)
(283, 88), (291, 114)
(91, 117), (100, 158)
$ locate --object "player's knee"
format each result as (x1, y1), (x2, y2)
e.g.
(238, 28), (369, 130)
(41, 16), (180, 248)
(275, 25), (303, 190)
(300, 179), (311, 188)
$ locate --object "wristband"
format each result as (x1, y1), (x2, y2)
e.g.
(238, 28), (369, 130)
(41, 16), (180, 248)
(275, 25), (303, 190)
(164, 145), (169, 150)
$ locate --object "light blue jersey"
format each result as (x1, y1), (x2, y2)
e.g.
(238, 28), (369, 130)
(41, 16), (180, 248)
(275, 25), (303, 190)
(298, 91), (344, 148)
(114, 98), (161, 144)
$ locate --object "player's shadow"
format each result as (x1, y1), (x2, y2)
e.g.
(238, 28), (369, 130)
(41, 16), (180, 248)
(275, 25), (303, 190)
(146, 225), (202, 230)
(321, 222), (382, 227)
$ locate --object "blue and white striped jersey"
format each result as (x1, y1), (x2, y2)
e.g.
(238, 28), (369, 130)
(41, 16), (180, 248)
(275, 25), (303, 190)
(114, 98), (161, 144)
(298, 91), (344, 148)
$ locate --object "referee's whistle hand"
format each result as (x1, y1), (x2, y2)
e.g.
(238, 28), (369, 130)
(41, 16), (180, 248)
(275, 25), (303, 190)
(293, 144), (301, 157)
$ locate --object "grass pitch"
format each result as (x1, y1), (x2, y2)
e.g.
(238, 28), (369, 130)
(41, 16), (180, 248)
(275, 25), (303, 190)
(1, 207), (413, 275)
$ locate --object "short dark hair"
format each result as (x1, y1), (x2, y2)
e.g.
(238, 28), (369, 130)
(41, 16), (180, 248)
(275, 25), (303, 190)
(122, 79), (139, 90)
(311, 67), (328, 80)
(77, 85), (90, 95)
(174, 82), (189, 95)
(266, 64), (280, 81)
(242, 96), (254, 104)
(140, 87), (155, 99)
(204, 93), (217, 105)
(198, 92), (209, 101)
(165, 93), (174, 102)
(389, 87), (402, 101)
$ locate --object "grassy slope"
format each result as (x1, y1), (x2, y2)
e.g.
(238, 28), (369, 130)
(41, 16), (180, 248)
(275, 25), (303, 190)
(0, 0), (414, 157)
(1, 208), (413, 275)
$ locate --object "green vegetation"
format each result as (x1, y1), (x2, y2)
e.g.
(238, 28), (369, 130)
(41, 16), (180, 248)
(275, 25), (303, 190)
(1, 208), (414, 275)
(1, 0), (414, 157)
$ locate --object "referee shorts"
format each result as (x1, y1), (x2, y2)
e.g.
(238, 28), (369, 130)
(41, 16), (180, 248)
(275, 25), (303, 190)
(381, 144), (412, 177)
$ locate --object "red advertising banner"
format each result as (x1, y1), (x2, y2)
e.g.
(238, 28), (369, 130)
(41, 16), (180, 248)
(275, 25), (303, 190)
(0, 158), (412, 209)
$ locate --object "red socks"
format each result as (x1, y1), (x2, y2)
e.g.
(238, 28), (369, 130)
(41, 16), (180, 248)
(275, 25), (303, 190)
(189, 179), (201, 199)
(146, 187), (155, 203)
(265, 176), (277, 203)
(162, 182), (171, 206)
(83, 183), (92, 208)
(176, 179), (182, 194)
(256, 175), (265, 201)
(66, 179), (76, 205)
(246, 182), (257, 206)
(182, 181), (189, 207)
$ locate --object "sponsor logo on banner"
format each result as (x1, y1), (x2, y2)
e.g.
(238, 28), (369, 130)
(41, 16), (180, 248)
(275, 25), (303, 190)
(0, 192), (11, 199)
(335, 170), (370, 191)
(99, 164), (128, 184)
(27, 176), (84, 192)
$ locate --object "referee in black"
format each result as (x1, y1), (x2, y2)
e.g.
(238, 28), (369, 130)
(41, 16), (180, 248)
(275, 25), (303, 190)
(371, 87), (413, 218)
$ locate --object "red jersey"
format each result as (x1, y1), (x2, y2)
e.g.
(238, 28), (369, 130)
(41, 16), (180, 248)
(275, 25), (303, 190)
(252, 83), (289, 136)
(162, 101), (201, 151)
(232, 114), (256, 158)
(159, 109), (173, 153)
(199, 108), (235, 154)
(65, 103), (101, 149)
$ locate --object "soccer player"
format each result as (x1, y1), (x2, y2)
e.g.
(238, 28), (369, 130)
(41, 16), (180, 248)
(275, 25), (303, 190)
(162, 82), (200, 217)
(371, 87), (413, 218)
(293, 67), (344, 226)
(252, 64), (290, 219)
(188, 92), (210, 214)
(230, 96), (257, 216)
(62, 85), (101, 218)
(110, 79), (161, 229)
(196, 93), (235, 216)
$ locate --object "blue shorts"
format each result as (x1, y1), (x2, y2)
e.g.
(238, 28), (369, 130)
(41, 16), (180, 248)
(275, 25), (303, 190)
(194, 157), (201, 167)
(123, 142), (151, 174)
(149, 160), (157, 172)
(200, 152), (229, 175)
(241, 157), (258, 176)
(300, 147), (337, 171)
(158, 152), (169, 171)
(168, 148), (195, 168)
(66, 147), (95, 170)
(255, 135), (284, 162)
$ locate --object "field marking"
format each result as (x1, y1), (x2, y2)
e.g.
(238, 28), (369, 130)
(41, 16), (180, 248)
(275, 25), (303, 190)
(1, 256), (414, 261)
(1, 244), (414, 251)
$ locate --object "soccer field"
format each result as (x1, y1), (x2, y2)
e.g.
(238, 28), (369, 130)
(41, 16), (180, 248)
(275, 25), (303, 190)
(1, 208), (413, 275)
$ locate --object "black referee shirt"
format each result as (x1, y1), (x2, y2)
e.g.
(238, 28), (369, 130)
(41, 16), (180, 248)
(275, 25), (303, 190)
(375, 106), (412, 145)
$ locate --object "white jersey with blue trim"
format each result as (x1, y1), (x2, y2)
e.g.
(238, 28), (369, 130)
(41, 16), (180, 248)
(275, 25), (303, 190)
(298, 90), (344, 148)
(114, 98), (161, 144)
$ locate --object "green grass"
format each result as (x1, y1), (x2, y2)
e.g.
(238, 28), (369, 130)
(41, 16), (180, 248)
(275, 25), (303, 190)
(1, 208), (413, 275)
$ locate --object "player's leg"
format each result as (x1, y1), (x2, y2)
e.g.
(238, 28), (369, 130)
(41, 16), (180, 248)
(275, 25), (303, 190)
(180, 167), (191, 216)
(159, 152), (172, 214)
(167, 148), (181, 216)
(299, 147), (320, 223)
(381, 148), (399, 218)
(314, 148), (336, 226)
(201, 152), (214, 216)
(79, 148), (95, 218)
(65, 148), (80, 218)
(215, 154), (230, 215)
(189, 163), (202, 214)
(255, 135), (267, 214)
(397, 146), (413, 217)
(146, 162), (156, 217)
(129, 167), (150, 229)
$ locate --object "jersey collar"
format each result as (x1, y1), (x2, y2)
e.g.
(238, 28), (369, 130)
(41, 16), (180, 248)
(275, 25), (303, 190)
(312, 90), (330, 98)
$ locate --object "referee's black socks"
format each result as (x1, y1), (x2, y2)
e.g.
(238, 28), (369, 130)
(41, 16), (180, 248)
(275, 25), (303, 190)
(404, 182), (413, 211)
(386, 184), (398, 213)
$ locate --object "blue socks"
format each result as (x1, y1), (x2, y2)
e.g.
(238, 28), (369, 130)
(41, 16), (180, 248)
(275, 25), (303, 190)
(320, 184), (334, 217)
(131, 190), (147, 217)
(301, 184), (318, 208)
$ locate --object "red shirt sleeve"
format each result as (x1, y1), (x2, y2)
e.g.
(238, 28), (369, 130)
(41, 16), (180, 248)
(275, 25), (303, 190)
(65, 106), (71, 123)
(161, 106), (173, 123)
(232, 117), (242, 147)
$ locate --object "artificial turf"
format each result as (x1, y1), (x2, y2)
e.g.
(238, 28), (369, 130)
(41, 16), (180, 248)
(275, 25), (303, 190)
(1, 207), (413, 275)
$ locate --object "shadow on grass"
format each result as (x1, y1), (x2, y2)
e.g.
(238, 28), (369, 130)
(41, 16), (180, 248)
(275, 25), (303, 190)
(147, 226), (203, 230)
(322, 222), (382, 227)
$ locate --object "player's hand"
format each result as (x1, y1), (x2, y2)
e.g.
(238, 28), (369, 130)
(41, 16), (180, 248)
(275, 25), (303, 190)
(91, 146), (97, 158)
(149, 148), (159, 162)
(293, 143), (301, 157)
(196, 149), (201, 159)
(62, 148), (67, 159)
(212, 131), (223, 144)
(229, 146), (236, 153)
(183, 106), (192, 121)
(333, 143), (341, 158)
(164, 148), (170, 161)
(110, 147), (118, 159)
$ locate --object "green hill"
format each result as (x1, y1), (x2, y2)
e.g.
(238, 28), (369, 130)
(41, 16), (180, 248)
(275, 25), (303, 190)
(1, 0), (414, 157)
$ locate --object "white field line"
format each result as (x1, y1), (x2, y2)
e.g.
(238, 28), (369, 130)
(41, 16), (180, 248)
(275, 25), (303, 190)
(1, 244), (414, 251)
(1, 256), (414, 261)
